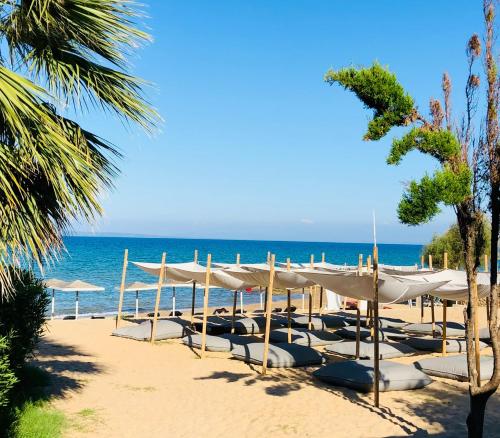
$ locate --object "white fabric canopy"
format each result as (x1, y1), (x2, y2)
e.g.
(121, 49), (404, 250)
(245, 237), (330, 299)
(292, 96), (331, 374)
(294, 269), (449, 304)
(391, 269), (492, 301)
(51, 280), (104, 292)
(132, 261), (200, 282)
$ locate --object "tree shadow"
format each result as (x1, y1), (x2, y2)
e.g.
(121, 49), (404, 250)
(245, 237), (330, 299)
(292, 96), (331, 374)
(30, 338), (103, 400)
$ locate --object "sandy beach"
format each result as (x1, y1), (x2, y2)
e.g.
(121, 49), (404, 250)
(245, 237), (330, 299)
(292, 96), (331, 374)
(32, 303), (500, 437)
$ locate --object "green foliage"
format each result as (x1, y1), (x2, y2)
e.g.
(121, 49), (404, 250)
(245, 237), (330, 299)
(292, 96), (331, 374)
(0, 1), (159, 295)
(0, 337), (17, 409)
(325, 63), (414, 140)
(422, 220), (491, 269)
(11, 400), (66, 438)
(0, 269), (49, 370)
(388, 128), (461, 165)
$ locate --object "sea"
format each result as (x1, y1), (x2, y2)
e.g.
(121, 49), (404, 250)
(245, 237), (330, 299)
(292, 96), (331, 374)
(40, 236), (423, 318)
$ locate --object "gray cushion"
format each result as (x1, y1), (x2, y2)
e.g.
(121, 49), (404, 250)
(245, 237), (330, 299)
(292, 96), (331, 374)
(344, 316), (408, 329)
(335, 326), (407, 341)
(479, 327), (491, 343)
(182, 333), (260, 352)
(403, 322), (465, 337)
(415, 354), (494, 381)
(292, 315), (347, 330)
(231, 343), (324, 367)
(325, 341), (417, 359)
(232, 316), (283, 334)
(313, 360), (432, 392)
(269, 328), (343, 347)
(112, 319), (191, 341)
(404, 337), (488, 353)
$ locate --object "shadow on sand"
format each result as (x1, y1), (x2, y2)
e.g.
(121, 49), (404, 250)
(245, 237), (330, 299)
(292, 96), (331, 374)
(197, 362), (500, 436)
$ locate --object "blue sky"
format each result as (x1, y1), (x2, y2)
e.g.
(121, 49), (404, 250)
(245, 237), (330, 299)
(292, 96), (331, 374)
(74, 0), (485, 244)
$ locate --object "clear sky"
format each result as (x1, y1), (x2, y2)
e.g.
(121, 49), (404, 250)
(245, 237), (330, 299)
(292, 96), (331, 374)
(74, 0), (486, 244)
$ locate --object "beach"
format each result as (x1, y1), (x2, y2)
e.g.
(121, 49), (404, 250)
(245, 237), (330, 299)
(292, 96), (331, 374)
(34, 303), (500, 437)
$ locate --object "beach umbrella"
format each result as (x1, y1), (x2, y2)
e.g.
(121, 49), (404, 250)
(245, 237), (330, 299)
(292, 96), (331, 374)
(120, 281), (161, 318)
(51, 280), (104, 319)
(45, 278), (69, 320)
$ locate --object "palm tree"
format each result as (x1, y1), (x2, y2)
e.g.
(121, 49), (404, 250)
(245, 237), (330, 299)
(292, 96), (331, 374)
(0, 0), (158, 295)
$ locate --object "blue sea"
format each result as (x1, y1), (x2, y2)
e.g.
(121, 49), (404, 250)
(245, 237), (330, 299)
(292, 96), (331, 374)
(41, 236), (423, 318)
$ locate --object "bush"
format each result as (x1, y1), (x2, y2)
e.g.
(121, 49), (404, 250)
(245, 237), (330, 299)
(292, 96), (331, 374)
(0, 336), (17, 408)
(0, 269), (49, 371)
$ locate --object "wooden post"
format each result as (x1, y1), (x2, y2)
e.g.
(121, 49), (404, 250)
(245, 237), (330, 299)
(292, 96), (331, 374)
(200, 254), (212, 358)
(420, 294), (424, 324)
(367, 255), (371, 273)
(236, 253), (240, 267)
(421, 255), (425, 269)
(308, 254), (314, 330)
(190, 249), (198, 326)
(319, 286), (324, 315)
(444, 252), (448, 270)
(358, 254), (363, 275)
(321, 252), (325, 263)
(116, 249), (129, 328)
(151, 252), (166, 343)
(355, 308), (361, 359)
(484, 254), (489, 273)
(266, 251), (271, 264)
(431, 296), (436, 338)
(286, 258), (292, 343)
(373, 245), (380, 408)
(442, 299), (448, 356)
(429, 254), (433, 271)
(261, 254), (276, 375)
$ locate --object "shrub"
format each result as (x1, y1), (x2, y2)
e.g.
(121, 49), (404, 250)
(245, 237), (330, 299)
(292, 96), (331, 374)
(0, 268), (49, 370)
(0, 336), (17, 408)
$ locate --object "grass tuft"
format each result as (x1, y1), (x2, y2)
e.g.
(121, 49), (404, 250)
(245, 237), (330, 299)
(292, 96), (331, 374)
(12, 401), (66, 438)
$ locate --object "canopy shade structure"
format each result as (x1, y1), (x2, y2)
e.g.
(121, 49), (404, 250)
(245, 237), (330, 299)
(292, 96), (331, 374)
(224, 264), (315, 289)
(45, 279), (104, 320)
(391, 269), (492, 301)
(294, 269), (449, 304)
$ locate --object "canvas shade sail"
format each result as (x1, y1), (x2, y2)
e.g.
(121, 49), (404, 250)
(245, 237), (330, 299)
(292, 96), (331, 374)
(53, 280), (104, 292)
(132, 261), (204, 282)
(294, 269), (449, 304)
(120, 281), (196, 292)
(45, 278), (68, 289)
(224, 264), (314, 289)
(391, 269), (492, 301)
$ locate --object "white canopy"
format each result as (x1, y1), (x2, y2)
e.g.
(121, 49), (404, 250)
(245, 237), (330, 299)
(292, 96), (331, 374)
(132, 261), (203, 282)
(294, 269), (449, 304)
(45, 278), (68, 289)
(391, 269), (492, 301)
(48, 279), (104, 292)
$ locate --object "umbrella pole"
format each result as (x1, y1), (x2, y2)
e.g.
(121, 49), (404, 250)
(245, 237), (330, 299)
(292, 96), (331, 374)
(190, 281), (196, 326)
(135, 290), (139, 319)
(172, 286), (176, 316)
(75, 291), (79, 320)
(264, 287), (269, 315)
(240, 291), (244, 315)
(420, 294), (424, 324)
(373, 245), (380, 408)
(308, 254), (314, 330)
(287, 289), (292, 343)
(319, 286), (324, 315)
(355, 307), (361, 359)
(200, 254), (212, 358)
(51, 289), (55, 320)
(262, 254), (276, 375)
(442, 299), (448, 356)
(302, 288), (305, 313)
(151, 252), (166, 344)
(259, 287), (263, 310)
(431, 296), (436, 338)
(116, 249), (129, 328)
(231, 290), (237, 334)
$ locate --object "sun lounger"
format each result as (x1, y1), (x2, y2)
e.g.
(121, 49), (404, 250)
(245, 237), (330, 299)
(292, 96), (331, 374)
(182, 333), (261, 352)
(313, 360), (432, 392)
(269, 328), (343, 347)
(403, 337), (488, 353)
(292, 315), (348, 330)
(403, 322), (465, 337)
(335, 326), (407, 341)
(112, 319), (192, 341)
(232, 316), (283, 334)
(231, 343), (325, 367)
(325, 341), (416, 359)
(414, 354), (494, 381)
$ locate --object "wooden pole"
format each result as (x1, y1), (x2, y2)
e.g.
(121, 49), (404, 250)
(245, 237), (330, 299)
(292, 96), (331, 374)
(473, 280), (481, 385)
(358, 254), (363, 275)
(200, 254), (212, 358)
(367, 255), (371, 273)
(373, 245), (380, 408)
(116, 249), (129, 328)
(321, 252), (325, 263)
(286, 258), (292, 343)
(429, 254), (433, 271)
(431, 295), (436, 338)
(308, 254), (314, 330)
(151, 252), (166, 343)
(421, 255), (425, 269)
(484, 254), (489, 273)
(261, 254), (276, 375)
(236, 253), (240, 266)
(420, 293), (424, 324)
(319, 286), (324, 315)
(444, 252), (448, 270)
(355, 308), (361, 359)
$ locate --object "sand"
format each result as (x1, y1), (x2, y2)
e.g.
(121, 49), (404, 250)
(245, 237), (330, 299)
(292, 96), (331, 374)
(33, 303), (500, 437)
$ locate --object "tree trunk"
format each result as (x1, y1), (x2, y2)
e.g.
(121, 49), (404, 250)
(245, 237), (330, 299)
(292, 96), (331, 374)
(467, 387), (498, 437)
